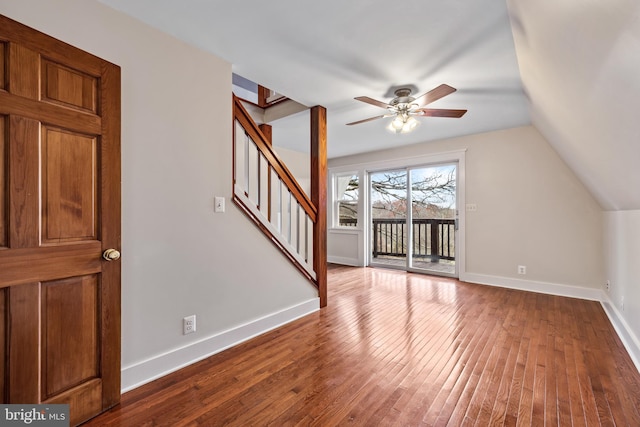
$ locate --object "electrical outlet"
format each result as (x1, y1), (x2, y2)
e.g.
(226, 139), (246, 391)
(517, 265), (526, 275)
(606, 280), (610, 291)
(183, 315), (196, 335)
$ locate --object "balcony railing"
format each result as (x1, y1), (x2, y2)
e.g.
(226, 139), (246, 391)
(372, 218), (455, 261)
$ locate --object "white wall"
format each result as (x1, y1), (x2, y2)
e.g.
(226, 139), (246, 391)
(603, 211), (640, 367)
(273, 146), (310, 196)
(329, 126), (605, 295)
(0, 0), (318, 391)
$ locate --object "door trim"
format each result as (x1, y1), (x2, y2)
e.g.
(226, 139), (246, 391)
(327, 149), (466, 275)
(367, 161), (461, 278)
(364, 150), (466, 277)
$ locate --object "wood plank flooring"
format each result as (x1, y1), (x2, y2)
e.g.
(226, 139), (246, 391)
(85, 265), (640, 426)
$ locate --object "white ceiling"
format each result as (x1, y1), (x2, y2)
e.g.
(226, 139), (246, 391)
(507, 0), (640, 211)
(99, 0), (640, 210)
(98, 0), (530, 158)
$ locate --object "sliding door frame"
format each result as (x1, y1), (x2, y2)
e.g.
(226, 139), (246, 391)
(363, 150), (466, 278)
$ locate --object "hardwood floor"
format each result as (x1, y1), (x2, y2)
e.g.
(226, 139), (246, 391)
(85, 265), (640, 426)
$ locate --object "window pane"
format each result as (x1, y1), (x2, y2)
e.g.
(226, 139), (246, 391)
(336, 174), (358, 200)
(335, 174), (358, 227)
(338, 201), (358, 226)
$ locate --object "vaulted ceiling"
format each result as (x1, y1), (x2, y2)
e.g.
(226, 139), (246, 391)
(507, 0), (640, 211)
(99, 0), (640, 211)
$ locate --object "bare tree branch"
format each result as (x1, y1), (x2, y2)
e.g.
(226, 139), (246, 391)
(337, 168), (456, 225)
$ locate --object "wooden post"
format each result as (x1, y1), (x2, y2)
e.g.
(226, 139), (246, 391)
(311, 106), (327, 308)
(373, 221), (378, 258)
(430, 219), (440, 262)
(258, 85), (269, 108)
(258, 123), (272, 145)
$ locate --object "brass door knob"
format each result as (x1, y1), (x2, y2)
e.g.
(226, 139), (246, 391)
(103, 249), (121, 261)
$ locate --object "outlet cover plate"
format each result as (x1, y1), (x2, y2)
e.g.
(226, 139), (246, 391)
(183, 315), (196, 335)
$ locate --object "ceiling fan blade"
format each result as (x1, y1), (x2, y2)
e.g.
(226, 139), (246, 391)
(354, 96), (391, 109)
(414, 84), (457, 106)
(346, 114), (390, 126)
(414, 108), (467, 118)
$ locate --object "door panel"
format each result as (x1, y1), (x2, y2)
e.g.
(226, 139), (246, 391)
(41, 59), (98, 113)
(8, 282), (40, 403)
(43, 275), (99, 398)
(0, 115), (5, 248)
(9, 43), (39, 98)
(370, 169), (407, 270)
(0, 289), (4, 403)
(44, 378), (103, 424)
(0, 42), (5, 90)
(0, 14), (121, 426)
(409, 165), (457, 276)
(42, 127), (97, 243)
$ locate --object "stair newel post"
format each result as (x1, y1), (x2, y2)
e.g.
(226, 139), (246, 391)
(311, 106), (327, 307)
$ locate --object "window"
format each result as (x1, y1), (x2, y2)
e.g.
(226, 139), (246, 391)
(333, 173), (359, 227)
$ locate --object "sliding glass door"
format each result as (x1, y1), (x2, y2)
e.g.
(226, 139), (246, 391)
(408, 165), (457, 275)
(370, 169), (408, 269)
(369, 163), (458, 277)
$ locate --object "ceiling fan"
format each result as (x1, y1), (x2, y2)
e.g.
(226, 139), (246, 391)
(347, 84), (467, 133)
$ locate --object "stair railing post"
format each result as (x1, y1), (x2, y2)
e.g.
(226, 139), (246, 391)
(311, 106), (327, 307)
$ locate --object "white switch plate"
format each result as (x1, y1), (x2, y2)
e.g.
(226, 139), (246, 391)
(214, 196), (225, 213)
(466, 204), (477, 212)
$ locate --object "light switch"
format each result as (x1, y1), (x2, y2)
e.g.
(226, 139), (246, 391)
(215, 196), (225, 213)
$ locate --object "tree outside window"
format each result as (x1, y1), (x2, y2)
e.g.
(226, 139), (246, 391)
(370, 167), (456, 219)
(335, 173), (359, 227)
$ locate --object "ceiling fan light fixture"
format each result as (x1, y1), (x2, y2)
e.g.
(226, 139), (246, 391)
(402, 116), (419, 133)
(387, 114), (419, 134)
(390, 114), (405, 131)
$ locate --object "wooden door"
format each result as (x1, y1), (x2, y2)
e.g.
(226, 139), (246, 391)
(0, 15), (121, 426)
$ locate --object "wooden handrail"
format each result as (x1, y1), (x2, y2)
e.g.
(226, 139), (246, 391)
(233, 95), (317, 222)
(232, 93), (328, 307)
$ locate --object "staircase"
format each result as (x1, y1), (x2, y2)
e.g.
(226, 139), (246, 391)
(232, 95), (327, 306)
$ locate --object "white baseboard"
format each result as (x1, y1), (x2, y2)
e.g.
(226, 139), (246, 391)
(121, 298), (320, 393)
(121, 272), (640, 393)
(600, 292), (640, 373)
(461, 272), (602, 301)
(327, 255), (362, 267)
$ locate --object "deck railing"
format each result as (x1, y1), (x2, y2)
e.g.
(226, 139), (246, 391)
(371, 218), (455, 261)
(232, 95), (326, 301)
